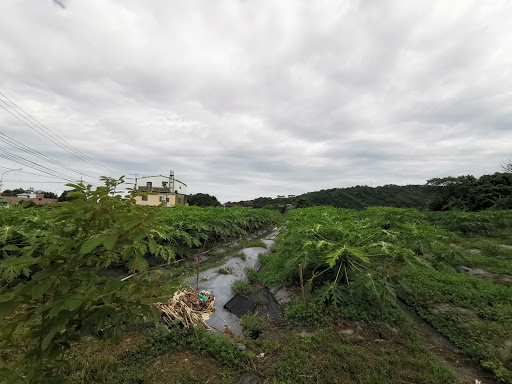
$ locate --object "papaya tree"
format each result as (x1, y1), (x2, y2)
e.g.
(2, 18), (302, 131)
(0, 177), (174, 383)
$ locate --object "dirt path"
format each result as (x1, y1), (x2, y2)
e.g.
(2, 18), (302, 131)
(397, 299), (498, 384)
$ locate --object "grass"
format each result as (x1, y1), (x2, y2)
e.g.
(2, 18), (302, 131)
(399, 265), (512, 382)
(263, 328), (458, 384)
(231, 280), (252, 295)
(239, 314), (268, 335)
(58, 209), (512, 383)
(240, 238), (268, 249)
(67, 326), (248, 384)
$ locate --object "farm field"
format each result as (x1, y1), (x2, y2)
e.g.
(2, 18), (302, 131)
(1, 184), (512, 383)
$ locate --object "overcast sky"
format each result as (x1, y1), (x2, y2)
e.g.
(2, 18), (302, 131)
(0, 0), (511, 202)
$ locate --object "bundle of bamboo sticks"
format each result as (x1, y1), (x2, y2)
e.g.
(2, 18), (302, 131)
(156, 289), (215, 329)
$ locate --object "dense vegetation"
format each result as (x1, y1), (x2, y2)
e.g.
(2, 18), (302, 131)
(0, 189), (58, 198)
(3, 173), (512, 383)
(187, 193), (221, 207)
(427, 172), (512, 210)
(232, 171), (512, 212)
(0, 178), (282, 384)
(260, 206), (512, 382)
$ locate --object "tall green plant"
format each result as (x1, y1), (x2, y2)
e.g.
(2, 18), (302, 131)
(0, 177), (169, 383)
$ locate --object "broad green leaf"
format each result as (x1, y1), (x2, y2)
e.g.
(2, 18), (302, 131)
(150, 306), (161, 324)
(48, 302), (64, 318)
(41, 318), (68, 351)
(64, 297), (84, 311)
(2, 245), (20, 251)
(0, 300), (15, 318)
(80, 236), (105, 254)
(32, 279), (52, 300)
(103, 234), (118, 250)
(123, 219), (140, 230)
(148, 237), (158, 254)
(32, 270), (53, 281)
(58, 276), (70, 294)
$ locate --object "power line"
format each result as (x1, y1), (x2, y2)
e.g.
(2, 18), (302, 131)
(0, 165), (67, 180)
(0, 131), (98, 179)
(0, 92), (117, 175)
(0, 91), (119, 176)
(3, 180), (73, 184)
(0, 148), (83, 183)
(0, 99), (114, 177)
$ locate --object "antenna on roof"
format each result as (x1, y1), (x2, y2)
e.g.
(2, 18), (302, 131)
(169, 170), (175, 194)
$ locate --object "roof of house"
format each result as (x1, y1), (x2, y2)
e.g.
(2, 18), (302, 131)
(138, 175), (187, 186)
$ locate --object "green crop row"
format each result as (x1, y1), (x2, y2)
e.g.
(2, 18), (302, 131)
(262, 206), (512, 382)
(0, 178), (282, 384)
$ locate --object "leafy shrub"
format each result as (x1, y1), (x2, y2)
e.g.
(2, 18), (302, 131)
(241, 238), (267, 248)
(239, 314), (268, 336)
(121, 327), (249, 370)
(231, 280), (252, 295)
(244, 268), (261, 283)
(284, 299), (322, 325)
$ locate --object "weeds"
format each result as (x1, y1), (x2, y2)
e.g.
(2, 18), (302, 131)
(231, 280), (252, 295)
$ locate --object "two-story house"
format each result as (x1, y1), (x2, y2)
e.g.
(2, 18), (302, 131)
(133, 175), (187, 207)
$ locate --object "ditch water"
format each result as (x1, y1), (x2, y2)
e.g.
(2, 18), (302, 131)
(183, 230), (281, 336)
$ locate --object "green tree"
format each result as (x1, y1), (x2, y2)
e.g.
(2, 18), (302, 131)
(187, 193), (220, 207)
(0, 188), (24, 197)
(427, 173), (512, 211)
(42, 191), (58, 199)
(0, 177), (173, 383)
(58, 189), (77, 202)
(295, 197), (312, 208)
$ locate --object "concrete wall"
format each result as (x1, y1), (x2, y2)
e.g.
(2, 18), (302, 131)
(137, 175), (187, 194)
(0, 196), (58, 206)
(133, 193), (187, 207)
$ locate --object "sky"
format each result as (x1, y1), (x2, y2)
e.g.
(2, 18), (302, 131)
(0, 0), (511, 202)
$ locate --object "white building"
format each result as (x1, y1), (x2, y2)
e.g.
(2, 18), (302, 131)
(136, 175), (187, 195)
(132, 174), (188, 207)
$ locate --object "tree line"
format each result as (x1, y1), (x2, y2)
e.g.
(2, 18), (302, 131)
(230, 169), (512, 212)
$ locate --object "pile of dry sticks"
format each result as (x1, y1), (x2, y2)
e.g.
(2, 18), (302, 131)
(156, 289), (215, 329)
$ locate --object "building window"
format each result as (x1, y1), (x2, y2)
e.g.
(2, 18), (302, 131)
(142, 195), (148, 201)
(166, 198), (169, 202)
(146, 182), (152, 188)
(162, 182), (168, 187)
(159, 196), (165, 202)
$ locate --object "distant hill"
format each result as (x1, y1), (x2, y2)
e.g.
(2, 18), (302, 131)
(232, 184), (441, 210)
(300, 184), (440, 210)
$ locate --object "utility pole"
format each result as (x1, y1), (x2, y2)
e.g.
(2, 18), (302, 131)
(130, 174), (138, 196)
(0, 168), (22, 193)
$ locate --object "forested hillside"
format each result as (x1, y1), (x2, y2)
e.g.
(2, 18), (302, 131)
(300, 184), (440, 209)
(243, 172), (512, 211)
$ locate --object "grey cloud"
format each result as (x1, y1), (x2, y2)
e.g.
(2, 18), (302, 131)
(0, 0), (511, 201)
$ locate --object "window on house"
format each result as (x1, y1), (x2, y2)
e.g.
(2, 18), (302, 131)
(159, 196), (165, 202)
(162, 182), (168, 187)
(166, 198), (169, 202)
(142, 195), (148, 201)
(146, 182), (152, 188)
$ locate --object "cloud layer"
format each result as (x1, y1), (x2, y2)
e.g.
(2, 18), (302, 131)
(1, 0), (511, 201)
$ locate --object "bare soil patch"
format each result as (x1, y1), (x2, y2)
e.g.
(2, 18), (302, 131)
(145, 350), (225, 384)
